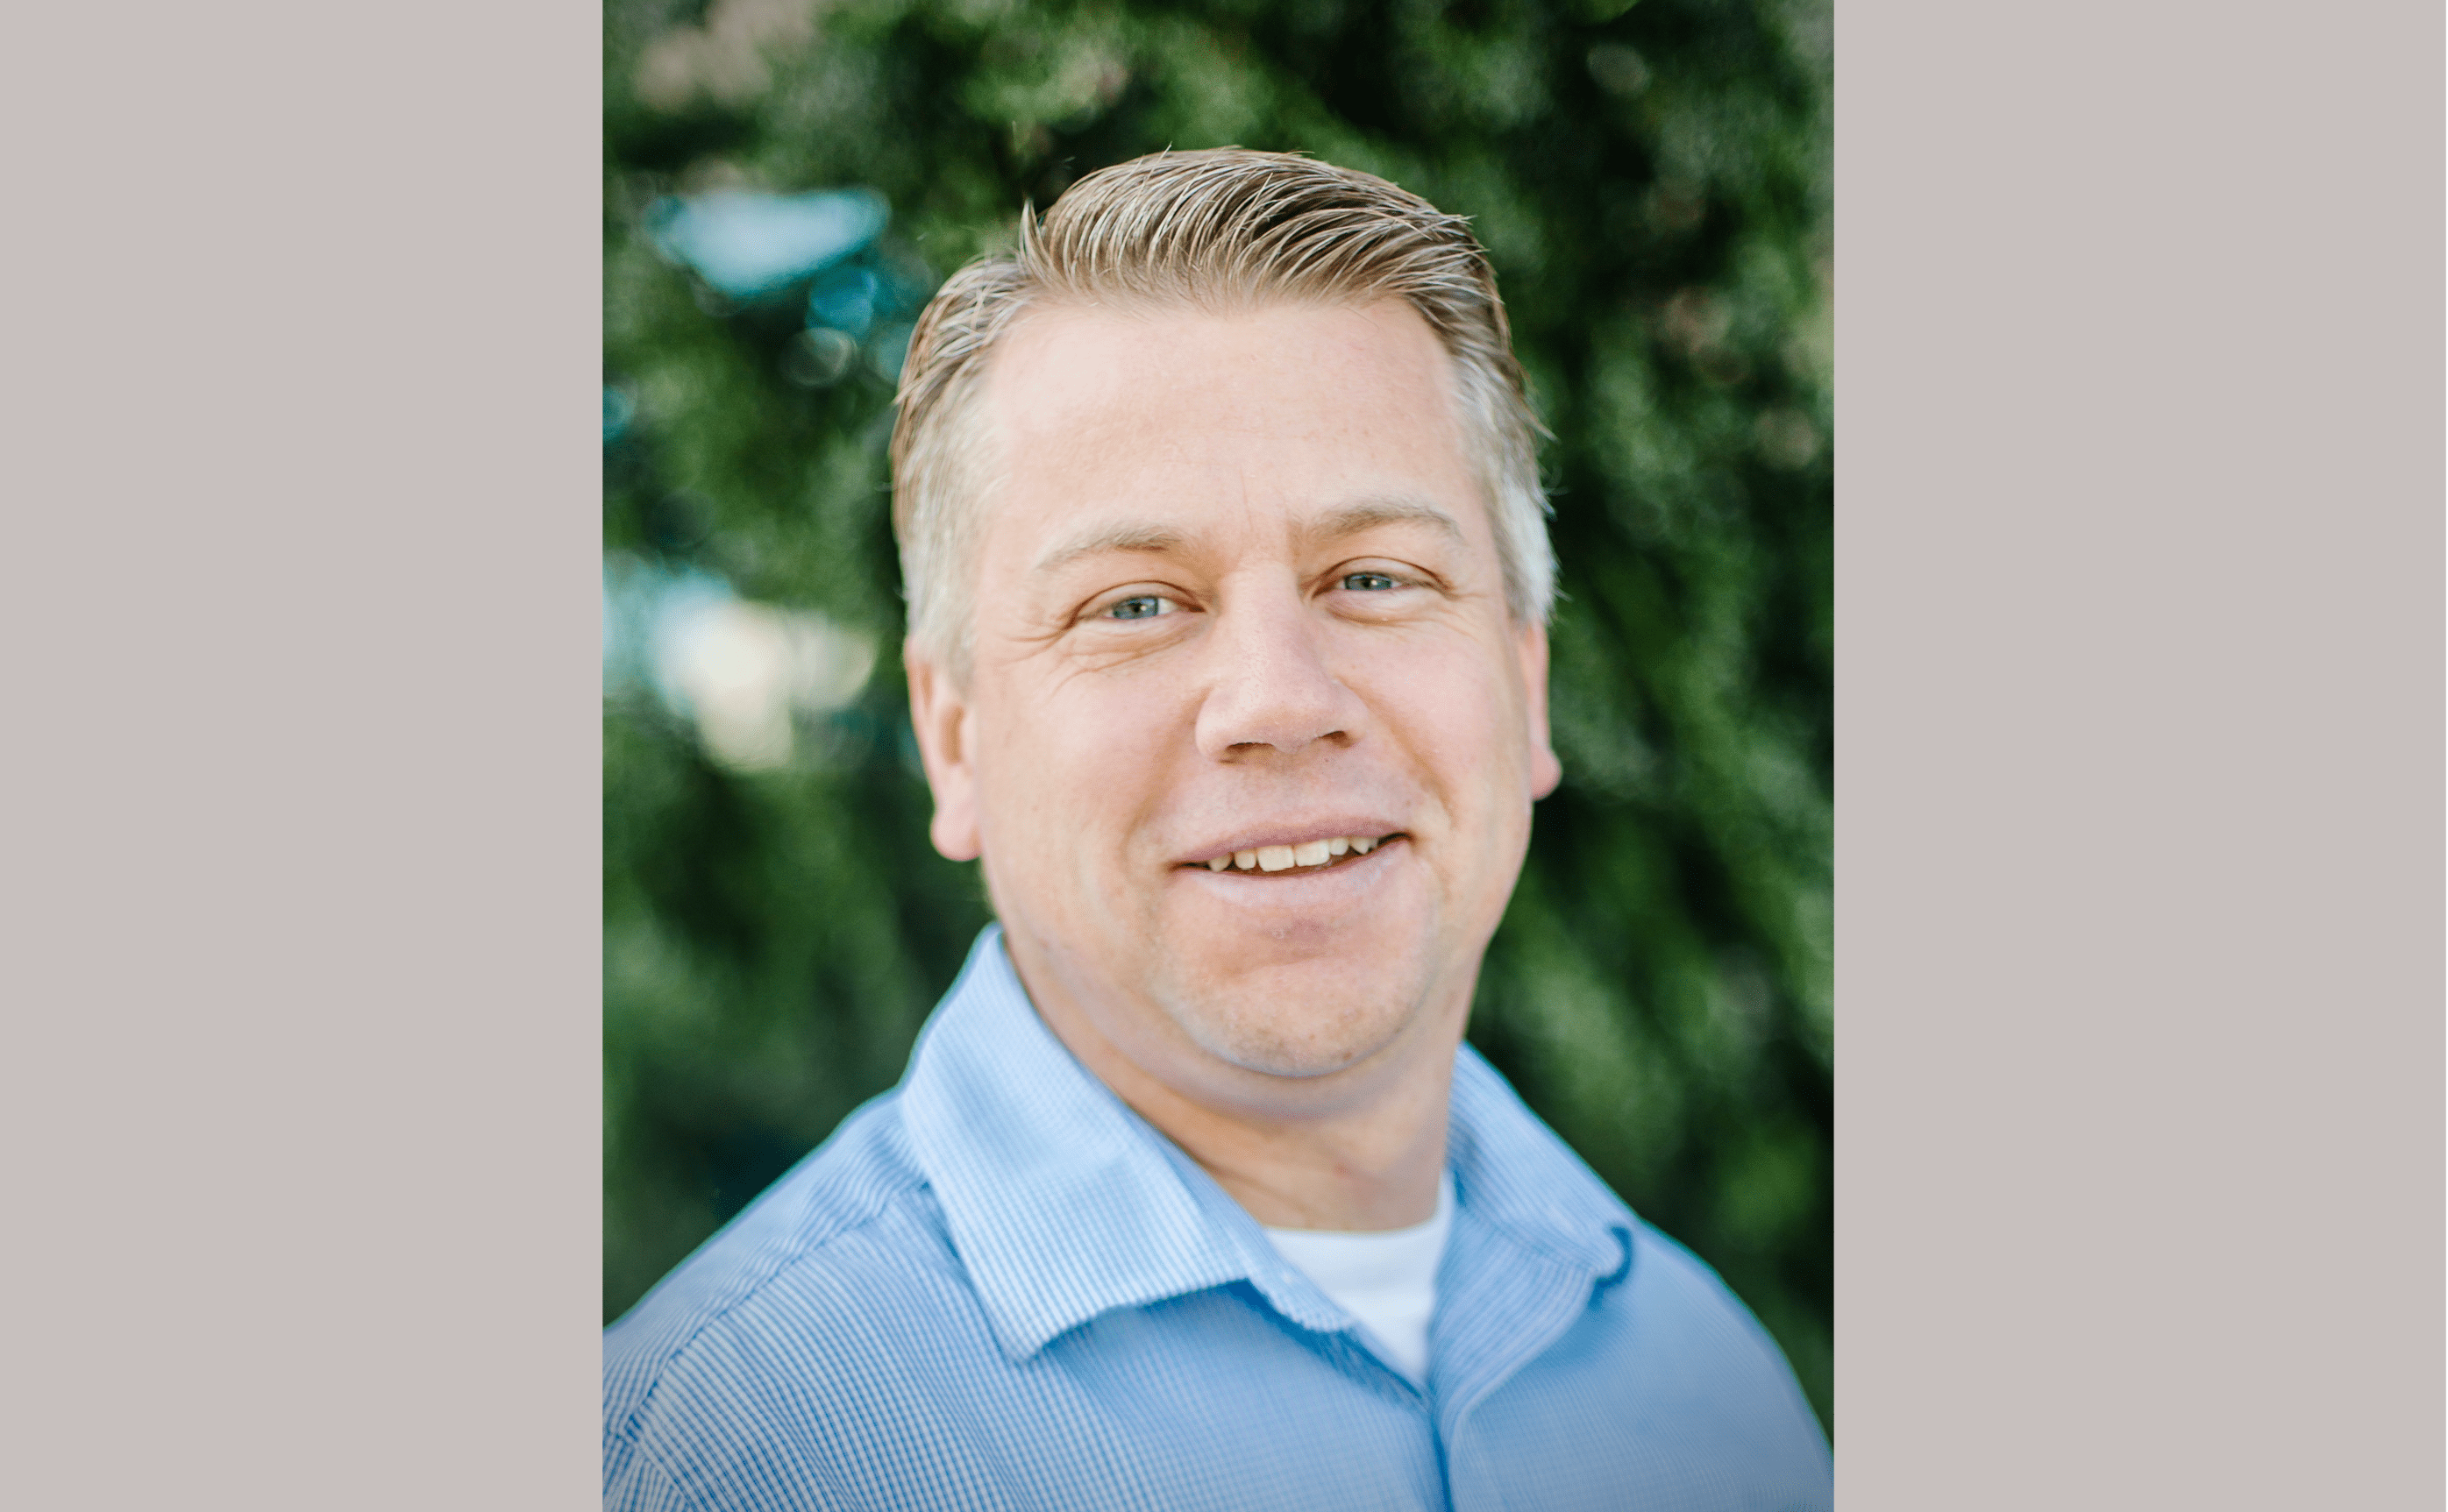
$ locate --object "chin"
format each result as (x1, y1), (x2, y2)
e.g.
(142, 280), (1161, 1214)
(1161, 950), (1431, 1080)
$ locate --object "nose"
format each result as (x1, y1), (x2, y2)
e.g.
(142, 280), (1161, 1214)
(1192, 584), (1364, 762)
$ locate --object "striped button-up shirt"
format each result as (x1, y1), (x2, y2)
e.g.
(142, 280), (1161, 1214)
(604, 927), (1832, 1510)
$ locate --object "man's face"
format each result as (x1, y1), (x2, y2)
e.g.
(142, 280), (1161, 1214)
(908, 298), (1560, 1098)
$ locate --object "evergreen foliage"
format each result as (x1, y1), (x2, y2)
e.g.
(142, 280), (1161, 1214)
(603, 0), (1832, 1430)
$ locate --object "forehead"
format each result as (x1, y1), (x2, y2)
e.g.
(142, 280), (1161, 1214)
(973, 298), (1483, 547)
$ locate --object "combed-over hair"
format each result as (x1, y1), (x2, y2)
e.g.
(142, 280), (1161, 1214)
(889, 148), (1553, 674)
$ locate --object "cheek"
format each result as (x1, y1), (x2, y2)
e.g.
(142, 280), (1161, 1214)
(977, 673), (1178, 857)
(1366, 642), (1531, 799)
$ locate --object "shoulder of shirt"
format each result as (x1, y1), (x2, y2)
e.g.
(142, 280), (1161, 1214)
(1620, 1215), (1767, 1332)
(602, 1085), (945, 1449)
(1619, 1213), (1826, 1437)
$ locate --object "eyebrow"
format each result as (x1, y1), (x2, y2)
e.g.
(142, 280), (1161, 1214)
(1032, 522), (1189, 576)
(1031, 497), (1465, 577)
(1300, 497), (1466, 549)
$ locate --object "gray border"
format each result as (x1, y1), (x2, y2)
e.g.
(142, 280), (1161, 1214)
(1840, 0), (2444, 1505)
(11, 2), (601, 1505)
(11, 0), (2442, 1504)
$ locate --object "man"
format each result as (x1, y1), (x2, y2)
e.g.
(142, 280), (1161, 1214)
(605, 149), (1832, 1511)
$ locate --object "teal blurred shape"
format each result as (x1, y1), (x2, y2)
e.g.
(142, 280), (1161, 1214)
(601, 553), (739, 711)
(647, 189), (890, 301)
(807, 264), (883, 339)
(603, 386), (635, 444)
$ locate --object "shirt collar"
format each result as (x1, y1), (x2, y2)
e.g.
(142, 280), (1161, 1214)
(1446, 1049), (1633, 1281)
(900, 926), (1631, 1360)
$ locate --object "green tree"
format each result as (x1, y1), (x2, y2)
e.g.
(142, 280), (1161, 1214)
(603, 0), (1832, 1430)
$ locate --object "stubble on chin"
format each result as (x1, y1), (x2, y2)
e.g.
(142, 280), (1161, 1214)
(1145, 948), (1443, 1084)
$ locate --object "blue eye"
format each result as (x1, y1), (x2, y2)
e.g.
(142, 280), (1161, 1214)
(1107, 595), (1168, 620)
(1342, 572), (1398, 592)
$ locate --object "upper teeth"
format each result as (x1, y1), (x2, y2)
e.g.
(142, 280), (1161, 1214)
(1205, 835), (1382, 872)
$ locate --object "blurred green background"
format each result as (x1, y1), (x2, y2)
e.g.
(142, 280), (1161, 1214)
(603, 0), (1832, 1431)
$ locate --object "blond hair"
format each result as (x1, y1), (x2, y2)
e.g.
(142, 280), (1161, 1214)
(890, 148), (1552, 673)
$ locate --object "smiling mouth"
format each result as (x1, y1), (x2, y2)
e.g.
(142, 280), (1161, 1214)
(1185, 834), (1403, 877)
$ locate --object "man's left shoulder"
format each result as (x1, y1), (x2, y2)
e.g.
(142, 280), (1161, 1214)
(1617, 1221), (1824, 1408)
(1463, 1213), (1832, 1509)
(1597, 1219), (1832, 1486)
(1619, 1222), (1800, 1352)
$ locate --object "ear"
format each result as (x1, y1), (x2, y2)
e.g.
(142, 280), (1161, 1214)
(1515, 619), (1562, 800)
(905, 644), (983, 862)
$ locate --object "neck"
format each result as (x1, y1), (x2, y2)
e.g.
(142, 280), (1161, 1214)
(1009, 945), (1462, 1232)
(1099, 1040), (1455, 1232)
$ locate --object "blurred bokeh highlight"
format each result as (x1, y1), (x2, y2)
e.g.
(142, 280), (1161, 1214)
(604, 0), (1832, 1430)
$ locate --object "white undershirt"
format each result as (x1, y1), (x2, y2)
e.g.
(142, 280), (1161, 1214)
(1260, 1171), (1455, 1384)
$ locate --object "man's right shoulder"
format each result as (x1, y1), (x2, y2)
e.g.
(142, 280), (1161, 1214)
(601, 1090), (969, 1443)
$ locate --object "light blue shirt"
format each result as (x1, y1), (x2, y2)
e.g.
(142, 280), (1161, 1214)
(604, 926), (1832, 1510)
